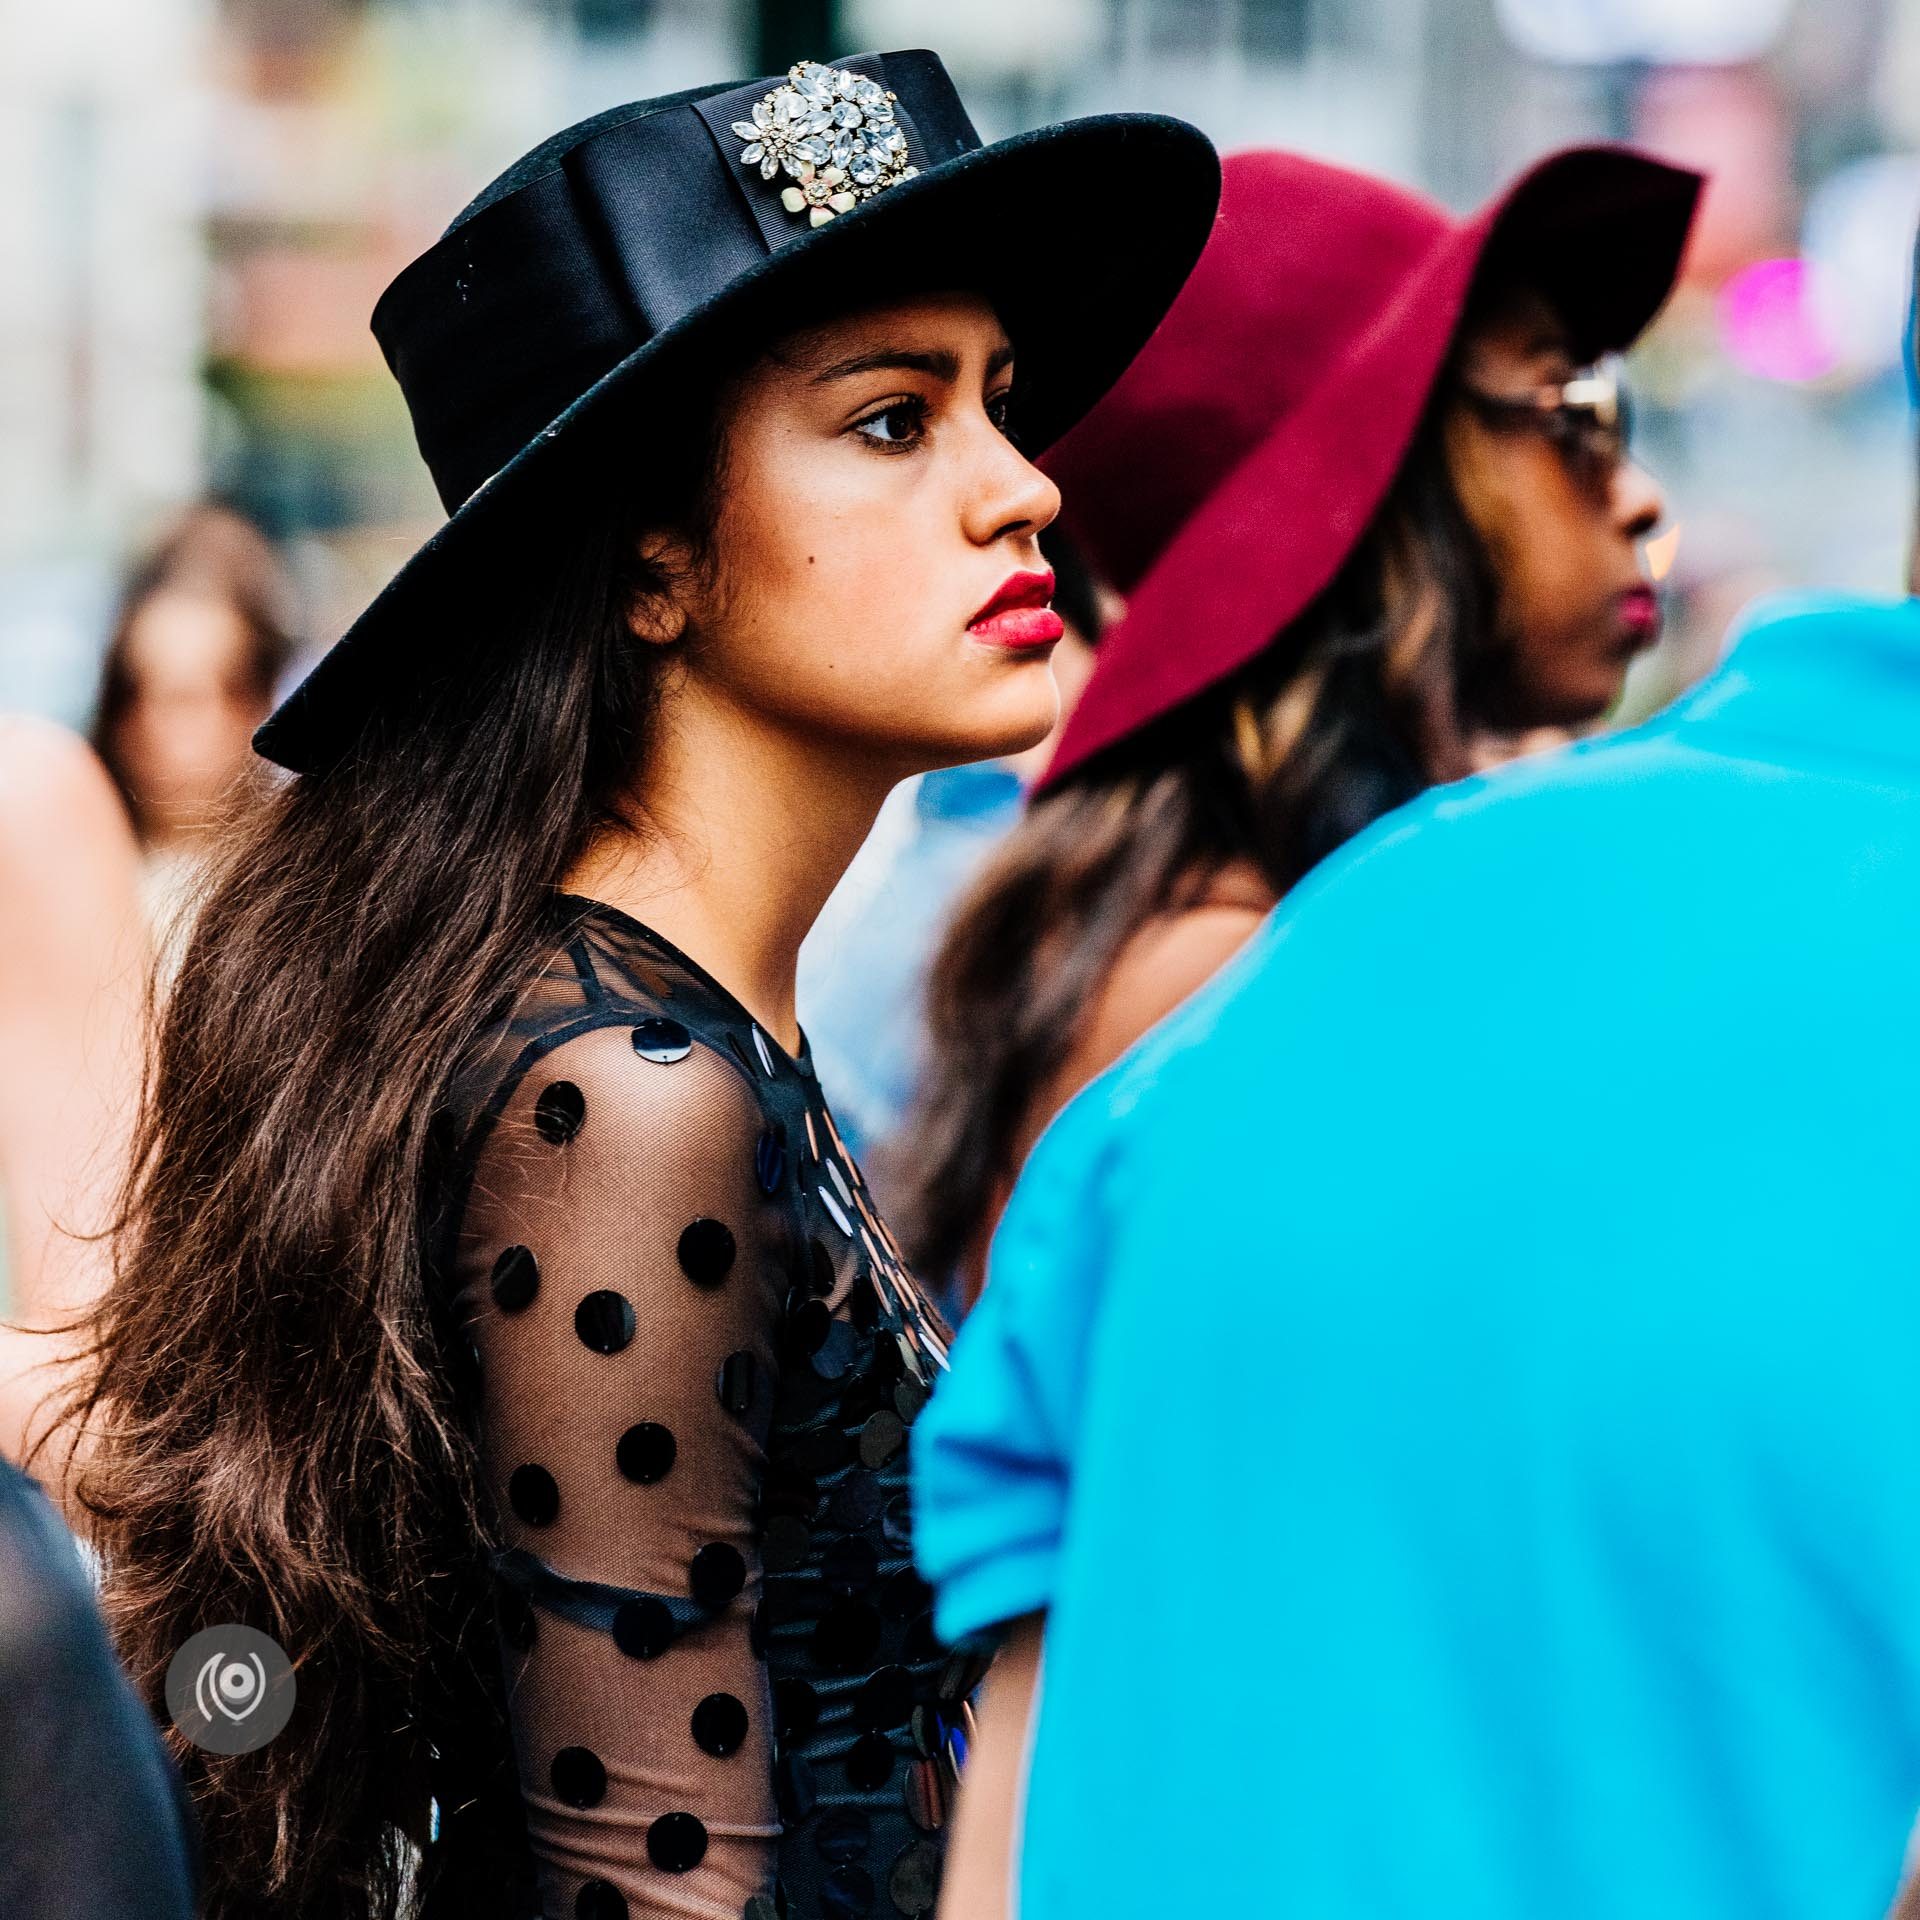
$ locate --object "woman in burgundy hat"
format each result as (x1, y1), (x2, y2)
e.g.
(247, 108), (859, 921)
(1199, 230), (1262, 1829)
(890, 144), (1702, 1308)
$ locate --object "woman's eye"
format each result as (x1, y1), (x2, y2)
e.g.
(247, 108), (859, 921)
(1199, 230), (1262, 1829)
(853, 398), (928, 448)
(986, 388), (1016, 437)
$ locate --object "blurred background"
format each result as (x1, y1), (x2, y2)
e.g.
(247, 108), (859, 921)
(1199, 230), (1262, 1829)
(3, 0), (1918, 727)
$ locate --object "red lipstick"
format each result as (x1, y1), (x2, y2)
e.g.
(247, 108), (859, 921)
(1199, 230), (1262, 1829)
(1618, 585), (1662, 649)
(968, 569), (1063, 651)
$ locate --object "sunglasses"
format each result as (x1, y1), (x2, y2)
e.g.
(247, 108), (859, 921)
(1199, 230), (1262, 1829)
(1460, 358), (1633, 487)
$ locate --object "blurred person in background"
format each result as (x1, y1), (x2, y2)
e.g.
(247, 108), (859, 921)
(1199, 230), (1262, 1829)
(892, 146), (1702, 1303)
(89, 502), (297, 969)
(62, 53), (1217, 1920)
(0, 1439), (199, 1918)
(914, 198), (1920, 1920)
(797, 521), (1109, 1180)
(0, 719), (147, 1511)
(0, 726), (181, 1911)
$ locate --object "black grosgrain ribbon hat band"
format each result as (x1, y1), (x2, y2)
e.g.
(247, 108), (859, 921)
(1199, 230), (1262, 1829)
(255, 48), (1221, 774)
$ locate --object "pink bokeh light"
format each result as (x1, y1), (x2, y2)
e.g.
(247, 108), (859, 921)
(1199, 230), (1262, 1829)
(1715, 256), (1839, 383)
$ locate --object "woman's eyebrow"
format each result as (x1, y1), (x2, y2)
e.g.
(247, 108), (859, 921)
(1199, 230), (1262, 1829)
(811, 347), (962, 384)
(807, 341), (1016, 385)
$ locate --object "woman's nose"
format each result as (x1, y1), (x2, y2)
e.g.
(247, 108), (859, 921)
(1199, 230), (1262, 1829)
(1613, 458), (1663, 541)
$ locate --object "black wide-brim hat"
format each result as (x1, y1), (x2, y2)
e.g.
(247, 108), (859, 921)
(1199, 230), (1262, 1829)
(255, 49), (1220, 773)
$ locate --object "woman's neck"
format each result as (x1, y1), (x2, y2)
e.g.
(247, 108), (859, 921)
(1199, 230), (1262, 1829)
(564, 689), (900, 1054)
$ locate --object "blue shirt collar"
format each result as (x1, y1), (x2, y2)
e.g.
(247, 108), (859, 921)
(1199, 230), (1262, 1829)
(915, 760), (1026, 824)
(1670, 592), (1920, 774)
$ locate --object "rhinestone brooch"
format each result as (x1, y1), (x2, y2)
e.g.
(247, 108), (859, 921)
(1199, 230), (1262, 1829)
(732, 60), (918, 228)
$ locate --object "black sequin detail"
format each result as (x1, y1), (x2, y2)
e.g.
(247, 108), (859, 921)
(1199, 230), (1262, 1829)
(763, 1515), (812, 1574)
(903, 1757), (950, 1835)
(813, 1598), (882, 1673)
(550, 1745), (606, 1807)
(630, 1016), (693, 1063)
(774, 1677), (820, 1742)
(775, 1745), (817, 1824)
(881, 1494), (913, 1549)
(612, 1596), (675, 1661)
(854, 1666), (913, 1733)
(828, 1474), (885, 1533)
(678, 1217), (737, 1288)
(881, 1569), (932, 1622)
(888, 1840), (942, 1915)
(859, 1410), (905, 1468)
(847, 1273), (882, 1332)
(821, 1863), (876, 1918)
(716, 1350), (759, 1418)
(794, 1423), (852, 1476)
(821, 1534), (879, 1594)
(533, 1080), (585, 1144)
(816, 1808), (871, 1865)
(574, 1289), (635, 1354)
(507, 1463), (559, 1527)
(811, 1318), (860, 1381)
(845, 1732), (895, 1792)
(489, 1244), (539, 1312)
(647, 1810), (709, 1873)
(616, 1421), (676, 1485)
(756, 1125), (787, 1194)
(691, 1691), (750, 1757)
(808, 1237), (837, 1296)
(576, 1881), (628, 1920)
(762, 1465), (819, 1519)
(785, 1298), (832, 1357)
(690, 1542), (747, 1610)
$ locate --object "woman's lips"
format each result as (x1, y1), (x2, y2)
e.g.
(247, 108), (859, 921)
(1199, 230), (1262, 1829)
(1618, 585), (1662, 649)
(968, 569), (1064, 651)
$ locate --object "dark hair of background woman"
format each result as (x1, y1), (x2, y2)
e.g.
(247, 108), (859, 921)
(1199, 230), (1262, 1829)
(889, 370), (1506, 1292)
(53, 404), (723, 1920)
(88, 503), (298, 840)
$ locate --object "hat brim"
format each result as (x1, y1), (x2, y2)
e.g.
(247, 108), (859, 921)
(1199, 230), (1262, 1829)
(256, 112), (1220, 774)
(1037, 143), (1702, 792)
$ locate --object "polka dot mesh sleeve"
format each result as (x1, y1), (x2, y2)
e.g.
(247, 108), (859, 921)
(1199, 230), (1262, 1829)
(434, 901), (974, 1920)
(446, 1020), (784, 1918)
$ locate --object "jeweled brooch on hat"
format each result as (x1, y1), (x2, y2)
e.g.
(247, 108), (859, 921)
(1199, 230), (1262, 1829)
(732, 61), (918, 228)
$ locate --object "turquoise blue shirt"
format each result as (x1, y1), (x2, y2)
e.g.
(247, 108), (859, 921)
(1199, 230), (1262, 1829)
(914, 594), (1920, 1920)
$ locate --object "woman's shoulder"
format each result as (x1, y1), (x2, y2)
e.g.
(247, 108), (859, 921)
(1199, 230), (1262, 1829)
(0, 716), (140, 911)
(995, 860), (1276, 1191)
(1069, 860), (1275, 1083)
(442, 897), (780, 1163)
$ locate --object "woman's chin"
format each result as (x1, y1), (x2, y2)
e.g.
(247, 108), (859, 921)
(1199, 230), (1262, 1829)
(959, 690), (1061, 766)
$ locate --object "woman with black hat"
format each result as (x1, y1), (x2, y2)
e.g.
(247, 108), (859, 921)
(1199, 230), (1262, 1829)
(61, 53), (1216, 1920)
(889, 145), (1702, 1307)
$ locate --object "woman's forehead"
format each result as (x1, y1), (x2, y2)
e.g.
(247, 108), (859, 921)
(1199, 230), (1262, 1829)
(1465, 284), (1574, 361)
(768, 290), (1012, 375)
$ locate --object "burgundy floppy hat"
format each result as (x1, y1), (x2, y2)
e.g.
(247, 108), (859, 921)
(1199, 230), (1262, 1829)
(1036, 143), (1704, 792)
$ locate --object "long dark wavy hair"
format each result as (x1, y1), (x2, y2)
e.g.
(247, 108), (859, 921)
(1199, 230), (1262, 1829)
(56, 409), (721, 1918)
(890, 371), (1504, 1291)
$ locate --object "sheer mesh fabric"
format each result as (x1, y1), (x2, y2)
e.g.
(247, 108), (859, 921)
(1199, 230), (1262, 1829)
(435, 899), (976, 1920)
